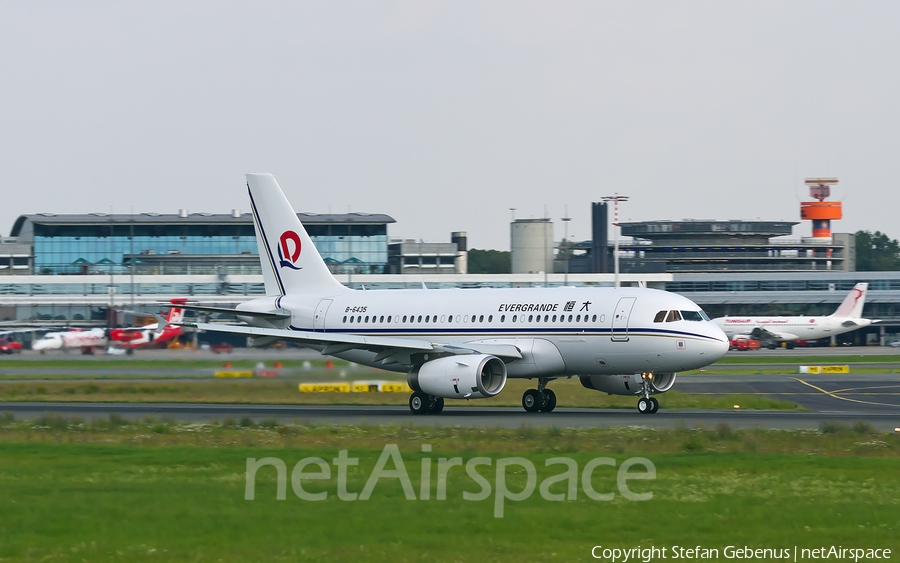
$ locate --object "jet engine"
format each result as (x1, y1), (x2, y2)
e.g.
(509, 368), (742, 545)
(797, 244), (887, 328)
(408, 354), (507, 399)
(579, 372), (677, 396)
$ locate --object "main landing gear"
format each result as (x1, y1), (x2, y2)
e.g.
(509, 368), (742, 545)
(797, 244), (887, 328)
(522, 378), (557, 413)
(409, 391), (444, 415)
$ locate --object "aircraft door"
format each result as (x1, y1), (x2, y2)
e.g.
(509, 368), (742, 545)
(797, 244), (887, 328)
(611, 297), (636, 342)
(314, 299), (333, 332)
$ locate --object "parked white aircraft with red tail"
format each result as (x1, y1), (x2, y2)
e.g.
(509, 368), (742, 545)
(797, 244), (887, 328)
(713, 283), (875, 349)
(32, 300), (186, 354)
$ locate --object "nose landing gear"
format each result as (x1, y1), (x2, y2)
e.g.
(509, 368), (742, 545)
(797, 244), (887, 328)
(636, 373), (660, 414)
(637, 397), (659, 414)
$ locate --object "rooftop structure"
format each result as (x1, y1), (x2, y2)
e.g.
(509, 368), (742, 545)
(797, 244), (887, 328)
(9, 211), (395, 276)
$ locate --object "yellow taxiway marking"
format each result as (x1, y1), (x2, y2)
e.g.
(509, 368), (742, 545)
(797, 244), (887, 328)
(690, 392), (900, 396)
(791, 378), (900, 408)
(831, 384), (900, 394)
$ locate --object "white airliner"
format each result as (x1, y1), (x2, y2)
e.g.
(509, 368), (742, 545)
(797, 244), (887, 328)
(161, 174), (728, 415)
(713, 283), (874, 349)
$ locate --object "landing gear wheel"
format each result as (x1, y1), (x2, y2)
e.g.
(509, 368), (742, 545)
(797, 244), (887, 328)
(428, 396), (444, 414)
(409, 391), (430, 415)
(649, 397), (659, 414)
(539, 389), (557, 412)
(522, 389), (542, 413)
(637, 398), (652, 414)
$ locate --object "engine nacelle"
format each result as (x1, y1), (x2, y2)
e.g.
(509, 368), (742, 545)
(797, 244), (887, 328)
(408, 354), (507, 399)
(579, 372), (677, 396)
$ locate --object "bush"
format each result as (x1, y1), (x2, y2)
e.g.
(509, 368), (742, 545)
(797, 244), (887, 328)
(820, 421), (847, 434)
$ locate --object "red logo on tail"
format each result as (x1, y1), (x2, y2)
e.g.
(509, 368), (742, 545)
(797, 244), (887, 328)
(278, 231), (302, 270)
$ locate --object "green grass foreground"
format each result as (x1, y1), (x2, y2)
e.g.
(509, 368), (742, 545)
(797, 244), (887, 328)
(0, 416), (899, 562)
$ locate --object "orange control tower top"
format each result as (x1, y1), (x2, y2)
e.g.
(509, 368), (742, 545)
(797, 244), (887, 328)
(800, 178), (841, 237)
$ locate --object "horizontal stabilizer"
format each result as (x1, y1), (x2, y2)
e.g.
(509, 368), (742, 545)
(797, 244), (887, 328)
(159, 303), (290, 320)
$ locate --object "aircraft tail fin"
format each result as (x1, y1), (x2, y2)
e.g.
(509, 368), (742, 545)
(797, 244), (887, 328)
(166, 299), (187, 324)
(246, 173), (347, 297)
(832, 283), (868, 318)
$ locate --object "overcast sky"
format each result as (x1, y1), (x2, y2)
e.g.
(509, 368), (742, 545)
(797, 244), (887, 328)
(2, 1), (899, 250)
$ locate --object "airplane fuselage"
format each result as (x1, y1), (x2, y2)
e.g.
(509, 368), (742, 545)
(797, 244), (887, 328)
(238, 286), (728, 377)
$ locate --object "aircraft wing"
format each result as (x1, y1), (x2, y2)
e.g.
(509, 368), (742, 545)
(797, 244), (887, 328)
(749, 327), (799, 342)
(841, 319), (881, 327)
(166, 320), (523, 365)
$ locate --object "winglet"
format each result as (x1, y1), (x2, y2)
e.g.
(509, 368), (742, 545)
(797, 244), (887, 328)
(151, 313), (169, 334)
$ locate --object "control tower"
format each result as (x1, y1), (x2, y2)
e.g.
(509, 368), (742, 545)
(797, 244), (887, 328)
(800, 178), (841, 239)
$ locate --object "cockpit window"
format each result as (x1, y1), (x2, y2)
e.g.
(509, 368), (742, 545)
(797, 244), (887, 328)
(653, 310), (667, 323)
(681, 311), (704, 322)
(700, 310), (710, 321)
(665, 310), (682, 322)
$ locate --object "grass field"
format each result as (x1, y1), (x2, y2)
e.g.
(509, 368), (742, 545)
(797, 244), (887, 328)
(0, 377), (800, 410)
(716, 354), (900, 364)
(0, 417), (898, 562)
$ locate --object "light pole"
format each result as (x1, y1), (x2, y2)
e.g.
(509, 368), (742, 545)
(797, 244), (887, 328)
(601, 194), (629, 288)
(561, 206), (571, 286)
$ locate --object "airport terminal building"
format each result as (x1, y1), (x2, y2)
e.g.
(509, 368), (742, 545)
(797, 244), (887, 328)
(2, 206), (899, 347)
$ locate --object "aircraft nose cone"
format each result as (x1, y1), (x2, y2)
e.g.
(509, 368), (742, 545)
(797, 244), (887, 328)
(707, 327), (729, 362)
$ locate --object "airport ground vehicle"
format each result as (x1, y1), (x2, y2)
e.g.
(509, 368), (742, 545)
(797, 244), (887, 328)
(159, 174), (728, 415)
(0, 338), (22, 354)
(729, 338), (760, 351)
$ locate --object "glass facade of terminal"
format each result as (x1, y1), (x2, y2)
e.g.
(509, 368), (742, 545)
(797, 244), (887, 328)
(31, 223), (388, 275)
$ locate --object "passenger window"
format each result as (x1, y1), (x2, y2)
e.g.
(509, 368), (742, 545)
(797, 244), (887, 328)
(379, 316), (384, 323)
(440, 315), (446, 323)
(592, 315), (597, 322)
(343, 316), (347, 323)
(666, 310), (682, 322)
(479, 315), (484, 322)
(512, 315), (517, 322)
(455, 315), (461, 323)
(544, 315), (549, 322)
(552, 315), (557, 322)
(528, 315), (533, 322)
(464, 315), (469, 323)
(488, 315), (493, 322)
(418, 315), (423, 323)
(357, 316), (362, 323)
(576, 315), (580, 322)
(387, 316), (392, 323)
(425, 315), (430, 323)
(433, 314), (437, 323)
(349, 316), (354, 323)
(402, 315), (407, 323)
(568, 315), (573, 322)
(654, 310), (667, 323)
(500, 315), (505, 322)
